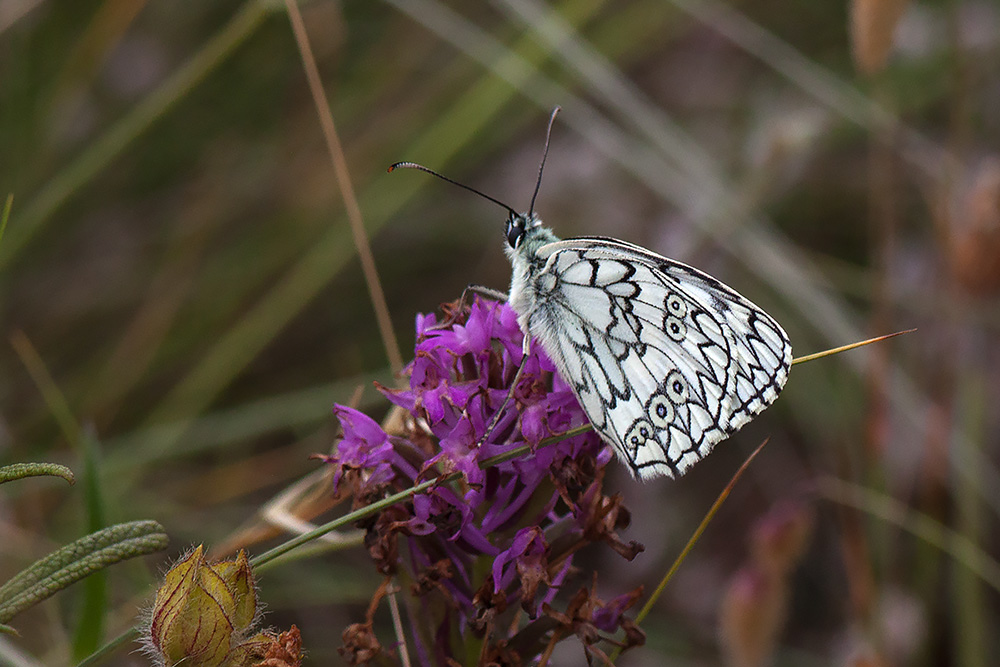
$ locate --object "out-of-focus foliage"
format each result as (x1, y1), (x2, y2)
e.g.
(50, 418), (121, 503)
(1, 0), (999, 664)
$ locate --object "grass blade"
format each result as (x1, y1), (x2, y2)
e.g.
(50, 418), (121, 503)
(791, 329), (915, 366)
(817, 477), (1000, 594)
(635, 438), (770, 626)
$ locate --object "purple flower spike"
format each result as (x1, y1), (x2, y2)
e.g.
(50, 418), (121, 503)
(325, 297), (644, 664)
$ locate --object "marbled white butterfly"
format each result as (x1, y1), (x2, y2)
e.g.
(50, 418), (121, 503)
(390, 109), (791, 481)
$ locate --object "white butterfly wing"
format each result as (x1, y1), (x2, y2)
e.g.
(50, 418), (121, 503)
(520, 237), (791, 480)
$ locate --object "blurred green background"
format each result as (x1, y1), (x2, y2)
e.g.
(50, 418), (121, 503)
(2, 0), (999, 664)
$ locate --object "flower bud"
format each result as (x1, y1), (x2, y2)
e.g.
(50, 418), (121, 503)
(212, 548), (257, 632)
(145, 546), (264, 667)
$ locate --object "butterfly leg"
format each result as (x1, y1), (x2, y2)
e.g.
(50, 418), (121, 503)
(464, 284), (509, 303)
(476, 334), (531, 447)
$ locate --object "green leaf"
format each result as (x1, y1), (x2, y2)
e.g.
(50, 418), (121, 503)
(0, 462), (75, 486)
(0, 520), (168, 624)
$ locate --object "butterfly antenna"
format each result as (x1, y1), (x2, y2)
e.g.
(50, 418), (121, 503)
(387, 162), (518, 218)
(528, 106), (561, 216)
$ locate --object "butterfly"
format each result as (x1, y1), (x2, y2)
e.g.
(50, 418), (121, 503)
(390, 109), (791, 481)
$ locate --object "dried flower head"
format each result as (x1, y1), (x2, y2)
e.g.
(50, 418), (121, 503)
(320, 298), (645, 663)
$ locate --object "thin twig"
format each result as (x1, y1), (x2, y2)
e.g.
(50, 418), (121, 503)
(249, 322), (906, 570)
(282, 0), (404, 373)
(387, 583), (412, 667)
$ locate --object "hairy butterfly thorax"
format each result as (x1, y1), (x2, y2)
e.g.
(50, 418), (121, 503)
(506, 214), (559, 330)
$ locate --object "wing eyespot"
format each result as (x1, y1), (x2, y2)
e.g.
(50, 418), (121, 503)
(625, 419), (655, 455)
(666, 292), (688, 318)
(665, 370), (689, 404)
(648, 395), (675, 428)
(665, 315), (687, 342)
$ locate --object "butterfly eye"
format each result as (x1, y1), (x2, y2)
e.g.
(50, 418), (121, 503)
(505, 215), (526, 249)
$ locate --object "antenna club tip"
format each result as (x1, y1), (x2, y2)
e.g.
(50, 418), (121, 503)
(387, 161), (421, 174)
